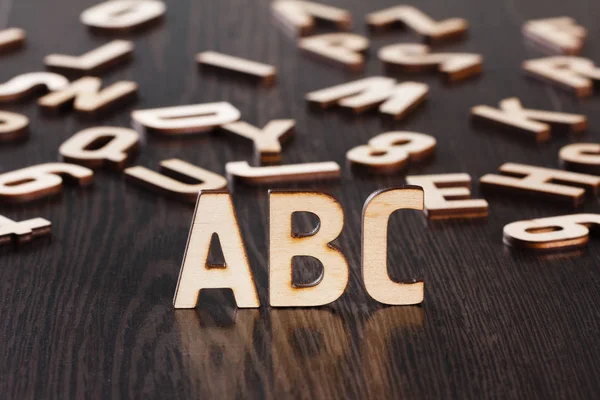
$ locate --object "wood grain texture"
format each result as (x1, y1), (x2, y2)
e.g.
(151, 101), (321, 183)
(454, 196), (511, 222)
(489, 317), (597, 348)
(1, 0), (600, 399)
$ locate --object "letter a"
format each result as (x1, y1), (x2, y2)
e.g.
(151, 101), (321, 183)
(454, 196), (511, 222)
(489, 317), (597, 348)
(173, 191), (260, 308)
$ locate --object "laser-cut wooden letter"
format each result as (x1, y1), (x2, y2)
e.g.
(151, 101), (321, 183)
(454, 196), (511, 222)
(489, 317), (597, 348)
(0, 215), (51, 246)
(80, 0), (166, 31)
(125, 159), (227, 203)
(560, 143), (600, 174)
(221, 120), (295, 164)
(38, 77), (137, 115)
(523, 17), (586, 55)
(131, 102), (240, 135)
(471, 97), (587, 142)
(480, 163), (600, 206)
(0, 72), (69, 103)
(59, 126), (139, 169)
(522, 56), (600, 97)
(196, 51), (276, 84)
(366, 6), (467, 42)
(504, 214), (600, 250)
(306, 76), (428, 119)
(0, 111), (28, 142)
(362, 187), (425, 305)
(347, 131), (436, 174)
(299, 33), (368, 71)
(379, 43), (482, 82)
(226, 161), (340, 185)
(0, 28), (26, 53)
(406, 173), (488, 219)
(44, 40), (134, 75)
(174, 191), (260, 308)
(0, 163), (93, 203)
(269, 191), (349, 307)
(271, 0), (351, 36)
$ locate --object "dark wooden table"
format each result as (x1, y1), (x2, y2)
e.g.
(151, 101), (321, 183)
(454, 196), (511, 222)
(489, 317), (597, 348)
(1, 0), (599, 398)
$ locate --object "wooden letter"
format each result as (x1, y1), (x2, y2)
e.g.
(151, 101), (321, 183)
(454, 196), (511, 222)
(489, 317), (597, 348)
(174, 191), (260, 308)
(0, 28), (26, 53)
(0, 215), (51, 246)
(366, 6), (467, 42)
(0, 163), (93, 203)
(560, 143), (600, 174)
(131, 102), (240, 135)
(379, 43), (482, 82)
(271, 0), (351, 36)
(0, 72), (69, 103)
(221, 120), (294, 164)
(44, 40), (134, 75)
(196, 51), (276, 84)
(406, 173), (488, 219)
(347, 131), (436, 174)
(471, 97), (586, 142)
(38, 77), (137, 115)
(125, 159), (227, 203)
(299, 33), (368, 71)
(523, 17), (586, 55)
(80, 0), (166, 31)
(0, 111), (28, 142)
(480, 163), (600, 206)
(504, 214), (600, 250)
(306, 76), (428, 119)
(522, 56), (600, 97)
(362, 187), (425, 305)
(226, 161), (340, 185)
(269, 191), (349, 307)
(59, 127), (139, 169)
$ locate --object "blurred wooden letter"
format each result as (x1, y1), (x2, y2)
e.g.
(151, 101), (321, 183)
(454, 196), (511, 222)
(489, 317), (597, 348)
(0, 28), (26, 53)
(560, 143), (600, 174)
(80, 0), (166, 31)
(0, 72), (68, 103)
(59, 126), (139, 170)
(406, 173), (488, 219)
(366, 6), (467, 42)
(0, 163), (93, 203)
(196, 51), (276, 84)
(306, 76), (429, 119)
(379, 43), (482, 82)
(299, 33), (368, 71)
(131, 102), (240, 135)
(125, 159), (227, 203)
(44, 40), (134, 74)
(222, 120), (295, 164)
(480, 163), (600, 206)
(0, 111), (28, 142)
(38, 77), (138, 115)
(523, 17), (586, 55)
(471, 97), (586, 142)
(504, 214), (600, 250)
(347, 131), (436, 174)
(0, 215), (51, 246)
(523, 56), (600, 97)
(226, 161), (340, 185)
(271, 0), (351, 36)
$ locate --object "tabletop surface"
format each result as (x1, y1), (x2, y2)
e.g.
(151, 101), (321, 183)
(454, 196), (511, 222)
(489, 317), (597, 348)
(1, 0), (600, 398)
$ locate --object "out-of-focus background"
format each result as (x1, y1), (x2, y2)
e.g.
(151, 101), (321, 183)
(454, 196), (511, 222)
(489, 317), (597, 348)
(1, 0), (599, 398)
